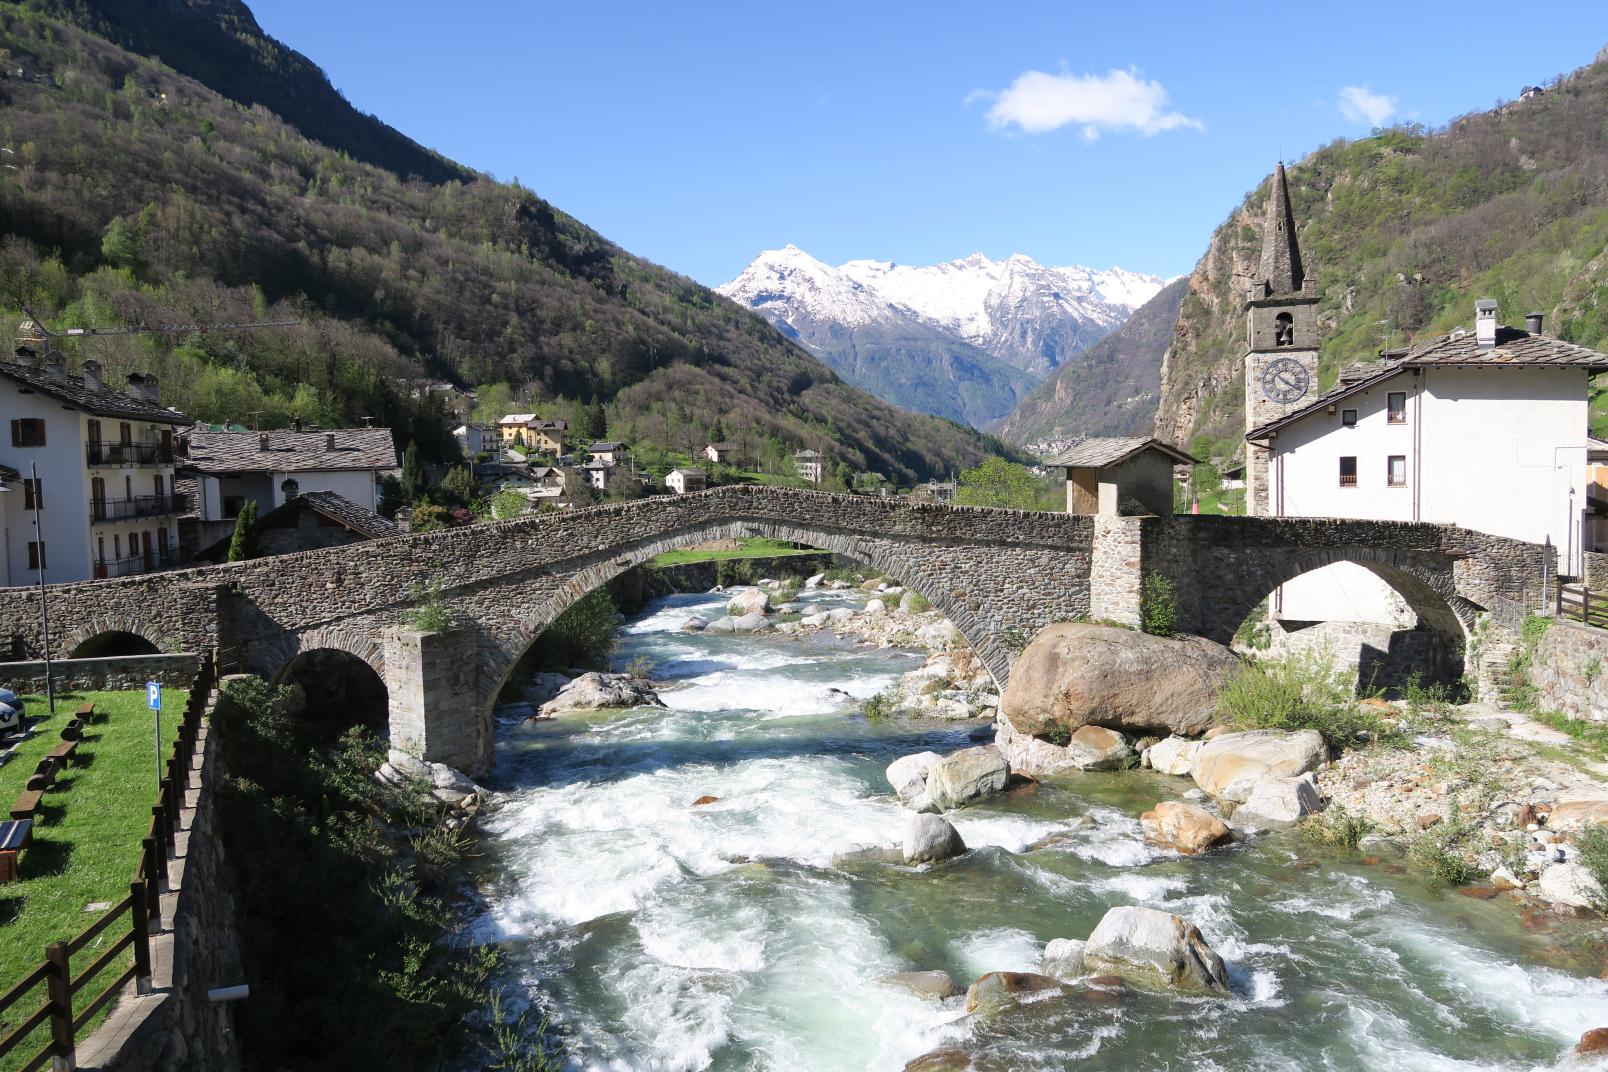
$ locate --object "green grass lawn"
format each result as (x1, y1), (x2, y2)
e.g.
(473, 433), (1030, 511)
(0, 688), (184, 1064)
(650, 536), (818, 567)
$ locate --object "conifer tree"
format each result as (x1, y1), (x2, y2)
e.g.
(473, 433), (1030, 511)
(401, 441), (427, 503)
(227, 500), (260, 561)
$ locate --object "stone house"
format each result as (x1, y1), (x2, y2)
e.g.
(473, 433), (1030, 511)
(704, 442), (736, 465)
(195, 490), (397, 562)
(1052, 437), (1196, 517)
(588, 441), (628, 466)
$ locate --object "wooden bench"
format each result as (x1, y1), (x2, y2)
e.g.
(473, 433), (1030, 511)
(43, 719), (84, 767)
(9, 757), (59, 821)
(74, 702), (99, 724)
(0, 818), (32, 882)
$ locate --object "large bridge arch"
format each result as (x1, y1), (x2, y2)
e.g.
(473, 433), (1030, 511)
(472, 515), (1004, 729)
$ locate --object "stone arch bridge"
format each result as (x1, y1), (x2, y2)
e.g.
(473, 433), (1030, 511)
(0, 486), (1549, 773)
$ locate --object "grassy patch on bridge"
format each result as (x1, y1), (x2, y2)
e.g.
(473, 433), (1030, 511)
(650, 536), (817, 567)
(0, 688), (184, 1067)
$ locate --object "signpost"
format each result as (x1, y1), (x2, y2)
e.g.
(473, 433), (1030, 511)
(146, 682), (161, 788)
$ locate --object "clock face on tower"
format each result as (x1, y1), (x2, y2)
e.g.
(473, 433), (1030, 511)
(1260, 356), (1311, 405)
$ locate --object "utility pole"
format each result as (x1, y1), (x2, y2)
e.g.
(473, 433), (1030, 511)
(30, 462), (54, 716)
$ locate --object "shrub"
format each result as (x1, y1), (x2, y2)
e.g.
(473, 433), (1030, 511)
(1138, 572), (1178, 637)
(1216, 648), (1401, 750)
(861, 690), (895, 721)
(1408, 802), (1475, 886)
(1576, 824), (1608, 906)
(402, 581), (452, 633)
(1040, 724), (1072, 747)
(903, 591), (931, 614)
(1299, 804), (1372, 849)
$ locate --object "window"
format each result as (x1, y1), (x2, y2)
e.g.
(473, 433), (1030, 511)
(21, 479), (42, 510)
(118, 422), (131, 445)
(26, 542), (45, 570)
(1388, 455), (1407, 487)
(87, 419), (101, 444)
(154, 474), (165, 499)
(1274, 312), (1294, 346)
(10, 418), (45, 447)
(1339, 456), (1358, 487)
(1387, 392), (1407, 424)
(113, 534), (121, 559)
(1341, 409), (1358, 427)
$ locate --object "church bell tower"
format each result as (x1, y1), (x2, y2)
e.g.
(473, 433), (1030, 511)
(1244, 162), (1319, 516)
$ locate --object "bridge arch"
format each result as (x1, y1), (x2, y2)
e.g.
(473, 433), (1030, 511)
(275, 646), (390, 738)
(62, 618), (167, 658)
(475, 516), (996, 718)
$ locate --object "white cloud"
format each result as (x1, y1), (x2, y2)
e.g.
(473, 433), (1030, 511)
(1338, 84), (1396, 126)
(973, 67), (1202, 138)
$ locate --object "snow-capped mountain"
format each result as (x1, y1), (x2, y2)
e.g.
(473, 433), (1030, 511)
(718, 246), (1164, 426)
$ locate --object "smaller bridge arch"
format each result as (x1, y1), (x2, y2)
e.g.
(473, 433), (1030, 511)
(62, 618), (167, 659)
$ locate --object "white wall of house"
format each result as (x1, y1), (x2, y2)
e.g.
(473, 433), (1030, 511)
(198, 468), (384, 520)
(1267, 366), (1589, 620)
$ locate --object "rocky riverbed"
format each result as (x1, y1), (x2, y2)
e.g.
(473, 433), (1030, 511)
(467, 588), (1608, 1071)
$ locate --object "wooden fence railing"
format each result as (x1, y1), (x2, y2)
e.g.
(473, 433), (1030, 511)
(0, 651), (215, 1071)
(1558, 584), (1608, 630)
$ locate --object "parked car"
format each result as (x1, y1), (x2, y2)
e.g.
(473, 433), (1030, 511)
(0, 691), (22, 735)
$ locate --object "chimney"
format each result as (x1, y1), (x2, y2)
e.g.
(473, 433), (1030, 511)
(258, 433), (270, 452)
(44, 352), (66, 381)
(80, 359), (102, 391)
(292, 417), (303, 433)
(12, 346), (36, 368)
(141, 375), (159, 403)
(1475, 299), (1499, 350)
(1525, 311), (1544, 335)
(324, 433), (336, 452)
(126, 372), (145, 399)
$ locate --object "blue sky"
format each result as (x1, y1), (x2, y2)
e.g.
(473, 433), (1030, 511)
(251, 1), (1608, 286)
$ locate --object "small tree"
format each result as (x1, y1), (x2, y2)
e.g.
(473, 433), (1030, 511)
(489, 489), (527, 520)
(400, 441), (427, 503)
(440, 465), (478, 506)
(1139, 571), (1178, 637)
(227, 500), (260, 561)
(409, 502), (451, 533)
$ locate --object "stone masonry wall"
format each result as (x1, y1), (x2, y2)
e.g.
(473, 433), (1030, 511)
(0, 653), (199, 695)
(1530, 619), (1608, 722)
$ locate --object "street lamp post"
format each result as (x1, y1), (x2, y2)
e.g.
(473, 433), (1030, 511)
(30, 461), (54, 717)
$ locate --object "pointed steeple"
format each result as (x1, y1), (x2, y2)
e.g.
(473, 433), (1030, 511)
(1256, 162), (1305, 296)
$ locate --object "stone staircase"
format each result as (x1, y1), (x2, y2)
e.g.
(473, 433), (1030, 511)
(1477, 637), (1522, 707)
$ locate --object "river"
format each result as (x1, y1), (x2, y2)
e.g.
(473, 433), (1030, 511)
(474, 586), (1608, 1071)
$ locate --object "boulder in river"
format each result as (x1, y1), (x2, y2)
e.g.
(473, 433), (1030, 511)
(924, 746), (1010, 810)
(681, 615), (709, 632)
(705, 612), (771, 634)
(1190, 729), (1327, 803)
(993, 719), (1134, 776)
(539, 672), (666, 715)
(1547, 794), (1608, 832)
(1143, 735), (1202, 776)
(864, 598), (888, 616)
(1140, 801), (1233, 855)
(1039, 938), (1087, 981)
(964, 971), (1063, 1017)
(1066, 726), (1135, 770)
(1000, 623), (1238, 739)
(903, 813), (966, 864)
(1537, 862), (1604, 910)
(1234, 776), (1321, 827)
(727, 588), (770, 616)
(1082, 905), (1232, 994)
(886, 751), (943, 811)
(804, 573), (826, 589)
(880, 970), (962, 1001)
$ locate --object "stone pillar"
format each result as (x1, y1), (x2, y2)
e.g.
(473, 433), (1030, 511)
(1088, 515), (1144, 627)
(383, 626), (488, 774)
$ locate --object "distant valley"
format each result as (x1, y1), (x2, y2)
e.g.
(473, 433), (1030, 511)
(718, 246), (1164, 428)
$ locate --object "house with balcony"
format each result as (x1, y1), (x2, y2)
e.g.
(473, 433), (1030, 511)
(794, 449), (824, 484)
(665, 467), (706, 495)
(0, 346), (191, 584)
(496, 414), (567, 453)
(178, 427), (399, 557)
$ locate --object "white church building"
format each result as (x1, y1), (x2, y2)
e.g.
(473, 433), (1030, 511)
(1239, 163), (1606, 671)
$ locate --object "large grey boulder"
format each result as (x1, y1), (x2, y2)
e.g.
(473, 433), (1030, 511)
(903, 813), (966, 864)
(1039, 938), (1087, 981)
(704, 612), (771, 634)
(1144, 736), (1202, 776)
(539, 672), (665, 715)
(1083, 906), (1232, 994)
(1000, 623), (1238, 739)
(886, 751), (943, 812)
(1066, 726), (1135, 770)
(925, 746), (1010, 811)
(879, 970), (962, 1001)
(1538, 862), (1605, 910)
(726, 588), (769, 616)
(1190, 729), (1327, 803)
(1234, 776), (1321, 827)
(680, 615), (709, 632)
(993, 719), (1133, 776)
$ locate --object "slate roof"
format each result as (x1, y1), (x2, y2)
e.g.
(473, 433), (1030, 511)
(1049, 436), (1198, 468)
(589, 441), (624, 452)
(498, 413), (537, 425)
(0, 360), (193, 424)
(669, 468), (706, 478)
(1247, 326), (1608, 441)
(184, 428), (399, 473)
(289, 491), (398, 538)
(706, 442), (736, 451)
(174, 476), (201, 519)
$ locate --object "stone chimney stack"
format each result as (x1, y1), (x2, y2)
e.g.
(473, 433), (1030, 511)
(142, 375), (159, 403)
(12, 346), (36, 369)
(44, 352), (66, 381)
(1525, 311), (1544, 335)
(258, 433), (271, 452)
(80, 359), (103, 391)
(126, 373), (146, 399)
(1475, 299), (1498, 350)
(324, 433), (336, 452)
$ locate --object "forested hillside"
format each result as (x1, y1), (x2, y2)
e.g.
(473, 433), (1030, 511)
(993, 276), (1187, 448)
(1158, 47), (1608, 462)
(0, 2), (1009, 479)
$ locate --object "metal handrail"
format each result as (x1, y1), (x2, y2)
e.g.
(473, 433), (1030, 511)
(88, 494), (179, 521)
(85, 443), (173, 467)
